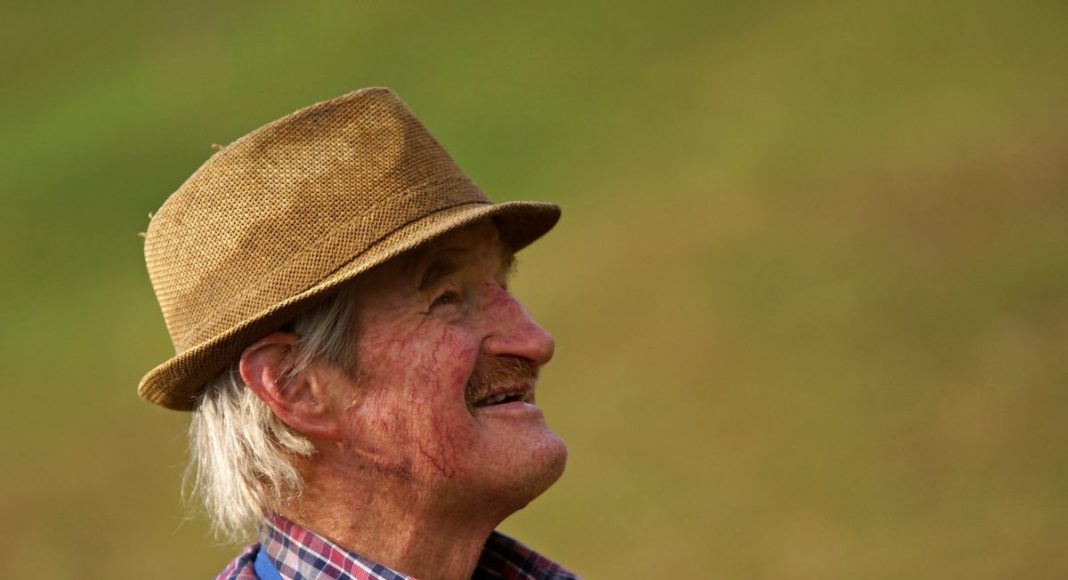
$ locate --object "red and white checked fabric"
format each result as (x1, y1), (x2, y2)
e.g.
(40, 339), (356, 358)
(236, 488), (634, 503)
(217, 515), (579, 580)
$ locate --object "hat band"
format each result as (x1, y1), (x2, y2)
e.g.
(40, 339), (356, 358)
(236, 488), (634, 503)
(171, 176), (490, 352)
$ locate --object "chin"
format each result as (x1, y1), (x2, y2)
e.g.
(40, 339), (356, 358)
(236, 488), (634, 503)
(495, 433), (569, 512)
(446, 426), (569, 518)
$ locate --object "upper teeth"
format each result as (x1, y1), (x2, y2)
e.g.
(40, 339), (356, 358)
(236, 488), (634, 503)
(482, 393), (512, 405)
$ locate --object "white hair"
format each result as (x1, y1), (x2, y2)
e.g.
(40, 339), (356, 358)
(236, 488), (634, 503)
(186, 287), (358, 541)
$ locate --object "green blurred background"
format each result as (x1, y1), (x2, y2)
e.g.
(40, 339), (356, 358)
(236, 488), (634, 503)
(3, 1), (1067, 578)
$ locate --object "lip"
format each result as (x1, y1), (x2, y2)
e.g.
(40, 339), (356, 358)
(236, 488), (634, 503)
(473, 399), (544, 418)
(469, 381), (536, 409)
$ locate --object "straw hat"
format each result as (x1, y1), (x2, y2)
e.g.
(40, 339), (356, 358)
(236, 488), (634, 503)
(139, 87), (560, 410)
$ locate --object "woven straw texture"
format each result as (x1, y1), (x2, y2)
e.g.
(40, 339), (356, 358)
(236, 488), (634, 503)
(140, 87), (560, 410)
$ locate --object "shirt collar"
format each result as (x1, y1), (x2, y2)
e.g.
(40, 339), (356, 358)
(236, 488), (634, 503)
(258, 515), (578, 579)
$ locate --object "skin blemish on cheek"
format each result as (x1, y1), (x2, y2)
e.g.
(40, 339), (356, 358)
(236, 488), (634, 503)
(401, 335), (479, 480)
(418, 444), (455, 478)
(418, 406), (479, 480)
(406, 415), (456, 479)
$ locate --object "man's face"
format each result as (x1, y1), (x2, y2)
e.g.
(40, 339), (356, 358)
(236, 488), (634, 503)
(328, 220), (567, 510)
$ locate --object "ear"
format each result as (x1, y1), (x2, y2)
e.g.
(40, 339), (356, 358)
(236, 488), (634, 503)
(239, 332), (343, 442)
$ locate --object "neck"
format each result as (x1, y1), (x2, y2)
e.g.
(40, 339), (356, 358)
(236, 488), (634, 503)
(279, 454), (510, 580)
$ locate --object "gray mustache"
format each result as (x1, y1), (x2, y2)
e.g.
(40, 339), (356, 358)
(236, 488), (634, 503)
(465, 356), (538, 407)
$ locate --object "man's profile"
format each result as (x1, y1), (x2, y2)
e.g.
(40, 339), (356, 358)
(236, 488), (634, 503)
(138, 88), (574, 579)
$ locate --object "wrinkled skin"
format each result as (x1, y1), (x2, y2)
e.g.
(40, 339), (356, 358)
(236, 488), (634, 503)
(334, 219), (567, 508)
(252, 220), (567, 579)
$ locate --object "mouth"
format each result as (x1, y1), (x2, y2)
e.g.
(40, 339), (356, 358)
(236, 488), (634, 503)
(464, 356), (540, 411)
(470, 386), (535, 409)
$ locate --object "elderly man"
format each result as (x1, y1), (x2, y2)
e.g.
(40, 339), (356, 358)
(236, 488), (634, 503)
(139, 88), (574, 579)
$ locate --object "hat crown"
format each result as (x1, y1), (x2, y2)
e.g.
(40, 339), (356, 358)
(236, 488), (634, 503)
(145, 88), (489, 353)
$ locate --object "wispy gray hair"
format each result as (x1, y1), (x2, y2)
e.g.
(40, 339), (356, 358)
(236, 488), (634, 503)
(186, 287), (358, 541)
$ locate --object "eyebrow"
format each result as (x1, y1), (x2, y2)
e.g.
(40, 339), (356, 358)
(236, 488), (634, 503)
(415, 245), (517, 291)
(418, 251), (463, 291)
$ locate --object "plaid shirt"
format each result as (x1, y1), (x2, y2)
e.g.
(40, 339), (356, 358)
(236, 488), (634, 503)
(217, 515), (579, 580)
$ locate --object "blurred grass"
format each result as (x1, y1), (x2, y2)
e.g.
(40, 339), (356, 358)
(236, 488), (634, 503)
(2, 0), (1067, 578)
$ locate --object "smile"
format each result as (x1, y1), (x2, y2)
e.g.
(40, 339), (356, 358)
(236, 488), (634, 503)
(475, 392), (531, 407)
(472, 386), (535, 408)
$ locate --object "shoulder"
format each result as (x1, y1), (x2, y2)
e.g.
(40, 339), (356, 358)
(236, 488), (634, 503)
(215, 542), (260, 580)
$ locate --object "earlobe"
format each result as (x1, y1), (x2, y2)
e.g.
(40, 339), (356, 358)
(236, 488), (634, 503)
(239, 332), (343, 442)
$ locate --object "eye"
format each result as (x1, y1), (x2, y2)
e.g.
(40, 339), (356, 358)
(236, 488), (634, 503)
(431, 290), (461, 309)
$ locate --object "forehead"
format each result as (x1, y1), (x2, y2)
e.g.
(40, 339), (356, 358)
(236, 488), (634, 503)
(356, 220), (511, 292)
(406, 219), (507, 267)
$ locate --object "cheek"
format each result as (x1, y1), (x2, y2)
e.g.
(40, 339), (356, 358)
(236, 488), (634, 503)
(360, 324), (478, 395)
(351, 324), (481, 478)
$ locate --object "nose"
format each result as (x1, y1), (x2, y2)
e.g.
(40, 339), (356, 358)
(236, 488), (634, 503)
(480, 286), (555, 367)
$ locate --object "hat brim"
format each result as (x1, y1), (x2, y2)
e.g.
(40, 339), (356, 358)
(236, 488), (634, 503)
(138, 200), (560, 411)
